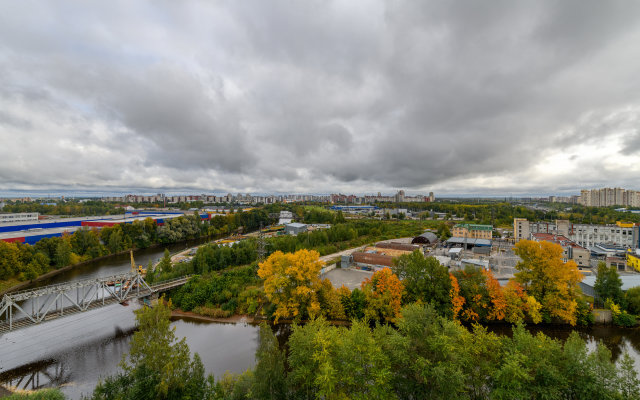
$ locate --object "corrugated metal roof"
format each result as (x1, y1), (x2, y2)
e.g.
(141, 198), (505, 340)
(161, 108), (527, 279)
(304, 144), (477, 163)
(286, 223), (307, 228)
(582, 275), (640, 291)
(446, 237), (492, 246)
(376, 242), (420, 252)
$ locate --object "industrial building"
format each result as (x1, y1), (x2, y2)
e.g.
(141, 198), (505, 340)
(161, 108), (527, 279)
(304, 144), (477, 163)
(411, 231), (438, 245)
(530, 233), (590, 268)
(284, 223), (308, 235)
(627, 250), (640, 272)
(451, 224), (493, 240)
(445, 237), (492, 252)
(344, 242), (417, 271)
(0, 213), (40, 224)
(0, 210), (195, 245)
(581, 274), (640, 298)
(375, 242), (420, 252)
(514, 219), (640, 249)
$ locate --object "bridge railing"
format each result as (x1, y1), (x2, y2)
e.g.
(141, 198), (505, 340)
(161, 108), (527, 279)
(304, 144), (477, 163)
(0, 273), (194, 334)
(149, 275), (193, 289)
(5, 272), (139, 301)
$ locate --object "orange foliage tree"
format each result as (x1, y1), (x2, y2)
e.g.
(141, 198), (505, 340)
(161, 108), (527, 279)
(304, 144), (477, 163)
(514, 240), (584, 325)
(449, 273), (465, 320)
(483, 269), (506, 321)
(361, 268), (404, 323)
(257, 249), (324, 323)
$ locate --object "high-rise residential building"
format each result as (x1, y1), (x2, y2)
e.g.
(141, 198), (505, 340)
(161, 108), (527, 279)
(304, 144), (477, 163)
(578, 187), (640, 207)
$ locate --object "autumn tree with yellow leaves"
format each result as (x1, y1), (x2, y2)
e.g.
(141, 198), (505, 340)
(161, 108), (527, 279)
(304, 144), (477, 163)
(361, 268), (404, 323)
(514, 240), (584, 325)
(257, 249), (324, 323)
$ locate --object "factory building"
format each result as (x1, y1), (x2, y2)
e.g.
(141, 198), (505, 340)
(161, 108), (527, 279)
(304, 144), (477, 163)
(514, 219), (639, 249)
(0, 211), (190, 245)
(0, 213), (39, 224)
(284, 223), (308, 235)
(451, 224), (493, 240)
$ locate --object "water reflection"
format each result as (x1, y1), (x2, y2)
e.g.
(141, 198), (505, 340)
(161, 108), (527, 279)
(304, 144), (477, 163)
(0, 316), (260, 400)
(487, 324), (640, 365)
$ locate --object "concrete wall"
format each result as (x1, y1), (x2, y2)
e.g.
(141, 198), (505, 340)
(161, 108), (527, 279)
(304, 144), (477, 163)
(592, 309), (612, 324)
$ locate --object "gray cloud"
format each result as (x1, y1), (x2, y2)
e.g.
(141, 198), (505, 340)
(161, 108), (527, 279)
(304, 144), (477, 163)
(2, 0), (640, 195)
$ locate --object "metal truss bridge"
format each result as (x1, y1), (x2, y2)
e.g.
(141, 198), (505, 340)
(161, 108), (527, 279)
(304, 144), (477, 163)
(0, 273), (190, 334)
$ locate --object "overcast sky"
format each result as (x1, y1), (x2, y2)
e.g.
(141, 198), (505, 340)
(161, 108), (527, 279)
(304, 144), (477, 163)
(2, 1), (640, 196)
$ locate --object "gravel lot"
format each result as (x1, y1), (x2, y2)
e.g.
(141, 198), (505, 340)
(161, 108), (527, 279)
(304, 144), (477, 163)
(321, 268), (373, 290)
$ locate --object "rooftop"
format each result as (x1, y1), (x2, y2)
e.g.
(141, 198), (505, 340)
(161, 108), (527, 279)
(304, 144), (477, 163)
(285, 223), (307, 228)
(531, 233), (586, 250)
(446, 237), (492, 246)
(454, 223), (493, 231)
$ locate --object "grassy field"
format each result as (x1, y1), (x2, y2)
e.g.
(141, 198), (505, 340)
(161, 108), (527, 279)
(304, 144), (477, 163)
(0, 277), (23, 294)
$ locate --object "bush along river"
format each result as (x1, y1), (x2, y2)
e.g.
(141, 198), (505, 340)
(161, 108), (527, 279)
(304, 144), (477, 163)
(2, 244), (640, 399)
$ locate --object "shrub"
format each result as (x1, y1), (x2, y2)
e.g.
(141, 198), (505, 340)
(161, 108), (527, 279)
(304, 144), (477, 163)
(614, 311), (637, 328)
(192, 306), (232, 318)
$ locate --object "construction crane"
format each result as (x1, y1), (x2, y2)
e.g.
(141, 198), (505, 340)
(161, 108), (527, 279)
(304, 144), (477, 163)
(130, 249), (146, 276)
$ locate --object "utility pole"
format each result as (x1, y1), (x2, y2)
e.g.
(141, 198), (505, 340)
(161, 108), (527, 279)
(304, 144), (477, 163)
(257, 222), (267, 262)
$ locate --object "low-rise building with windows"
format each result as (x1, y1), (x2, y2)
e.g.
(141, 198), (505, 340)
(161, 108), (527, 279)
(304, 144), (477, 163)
(451, 223), (493, 239)
(531, 233), (591, 268)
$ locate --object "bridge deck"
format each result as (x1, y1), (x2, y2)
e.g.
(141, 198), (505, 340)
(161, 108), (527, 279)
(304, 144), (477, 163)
(0, 275), (190, 335)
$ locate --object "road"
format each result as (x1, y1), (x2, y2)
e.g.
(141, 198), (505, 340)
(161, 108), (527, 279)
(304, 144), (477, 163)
(319, 246), (366, 263)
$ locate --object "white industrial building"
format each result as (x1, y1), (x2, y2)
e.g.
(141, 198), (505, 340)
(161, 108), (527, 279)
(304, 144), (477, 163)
(0, 212), (39, 224)
(513, 218), (639, 249)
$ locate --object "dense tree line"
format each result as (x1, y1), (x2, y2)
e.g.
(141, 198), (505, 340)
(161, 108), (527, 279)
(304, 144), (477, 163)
(89, 301), (640, 400)
(170, 265), (261, 318)
(0, 209), (273, 287)
(299, 207), (345, 224)
(2, 200), (123, 216)
(268, 219), (424, 256)
(377, 200), (640, 227)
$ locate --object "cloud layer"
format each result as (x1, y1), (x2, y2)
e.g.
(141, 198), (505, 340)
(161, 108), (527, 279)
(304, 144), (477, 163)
(2, 1), (640, 195)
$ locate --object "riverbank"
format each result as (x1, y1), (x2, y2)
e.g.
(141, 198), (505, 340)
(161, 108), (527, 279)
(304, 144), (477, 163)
(0, 237), (213, 296)
(171, 310), (254, 324)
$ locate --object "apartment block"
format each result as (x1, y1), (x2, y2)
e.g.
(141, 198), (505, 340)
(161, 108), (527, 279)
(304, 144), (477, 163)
(578, 188), (640, 207)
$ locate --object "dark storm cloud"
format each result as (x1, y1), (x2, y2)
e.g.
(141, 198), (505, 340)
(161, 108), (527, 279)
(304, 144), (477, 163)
(2, 0), (640, 194)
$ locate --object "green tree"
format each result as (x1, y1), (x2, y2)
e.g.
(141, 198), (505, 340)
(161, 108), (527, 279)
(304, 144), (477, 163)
(252, 323), (287, 399)
(55, 237), (72, 268)
(626, 286), (640, 315)
(90, 299), (212, 399)
(0, 241), (21, 279)
(594, 261), (624, 306)
(437, 222), (451, 240)
(159, 249), (172, 274)
(393, 251), (452, 316)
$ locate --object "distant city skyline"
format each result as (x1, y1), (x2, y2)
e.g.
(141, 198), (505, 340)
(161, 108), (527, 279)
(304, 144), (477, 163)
(3, 187), (638, 200)
(3, 2), (640, 194)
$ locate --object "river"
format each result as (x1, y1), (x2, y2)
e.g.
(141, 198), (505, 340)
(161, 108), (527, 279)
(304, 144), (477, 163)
(2, 243), (640, 399)
(1, 240), (263, 399)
